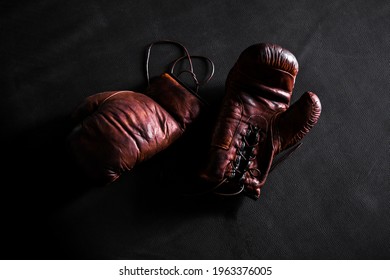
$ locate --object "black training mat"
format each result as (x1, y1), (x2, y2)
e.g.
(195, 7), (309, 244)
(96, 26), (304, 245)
(1, 0), (389, 259)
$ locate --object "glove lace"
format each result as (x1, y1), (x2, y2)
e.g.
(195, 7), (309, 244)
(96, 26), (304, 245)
(145, 40), (215, 94)
(215, 124), (261, 196)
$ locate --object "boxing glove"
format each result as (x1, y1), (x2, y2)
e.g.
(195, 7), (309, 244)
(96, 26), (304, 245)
(68, 41), (214, 185)
(200, 43), (321, 199)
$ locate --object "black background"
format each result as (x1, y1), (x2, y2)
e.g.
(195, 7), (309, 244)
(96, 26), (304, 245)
(1, 0), (389, 260)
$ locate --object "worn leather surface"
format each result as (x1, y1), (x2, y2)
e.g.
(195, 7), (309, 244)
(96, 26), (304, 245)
(68, 73), (204, 185)
(200, 43), (321, 198)
(1, 0), (389, 260)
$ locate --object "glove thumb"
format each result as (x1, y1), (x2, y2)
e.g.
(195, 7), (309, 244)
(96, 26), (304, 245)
(276, 91), (322, 152)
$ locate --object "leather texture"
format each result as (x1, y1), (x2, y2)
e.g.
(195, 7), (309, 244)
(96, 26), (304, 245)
(200, 43), (322, 199)
(68, 73), (204, 185)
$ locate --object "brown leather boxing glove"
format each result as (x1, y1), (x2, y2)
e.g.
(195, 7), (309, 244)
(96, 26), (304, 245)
(67, 41), (214, 185)
(200, 43), (321, 199)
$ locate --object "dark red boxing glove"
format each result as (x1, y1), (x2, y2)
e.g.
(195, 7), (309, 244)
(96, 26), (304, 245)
(67, 41), (214, 185)
(200, 43), (321, 199)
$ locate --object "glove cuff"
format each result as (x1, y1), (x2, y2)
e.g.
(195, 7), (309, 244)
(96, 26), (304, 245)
(145, 73), (206, 130)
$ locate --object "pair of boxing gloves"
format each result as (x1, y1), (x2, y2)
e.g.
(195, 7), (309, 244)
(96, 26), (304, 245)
(67, 41), (322, 199)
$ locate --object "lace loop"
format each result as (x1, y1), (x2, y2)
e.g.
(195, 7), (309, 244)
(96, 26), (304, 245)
(170, 55), (215, 89)
(145, 40), (215, 94)
(145, 40), (193, 86)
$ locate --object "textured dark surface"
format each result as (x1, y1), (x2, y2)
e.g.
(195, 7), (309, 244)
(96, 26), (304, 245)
(1, 0), (389, 259)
